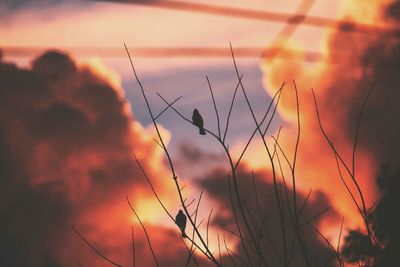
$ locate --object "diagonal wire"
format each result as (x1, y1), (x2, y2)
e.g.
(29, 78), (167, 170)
(90, 0), (400, 37)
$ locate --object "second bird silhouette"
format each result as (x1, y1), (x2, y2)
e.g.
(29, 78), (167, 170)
(175, 210), (188, 238)
(192, 108), (206, 135)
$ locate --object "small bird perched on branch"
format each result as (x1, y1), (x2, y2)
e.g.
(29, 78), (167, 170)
(175, 210), (188, 238)
(192, 108), (206, 135)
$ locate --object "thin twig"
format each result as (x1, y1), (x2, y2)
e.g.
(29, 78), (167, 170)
(230, 42), (279, 267)
(297, 189), (312, 217)
(301, 206), (332, 227)
(206, 75), (221, 139)
(271, 136), (293, 171)
(127, 197), (160, 267)
(185, 191), (204, 267)
(152, 138), (163, 149)
(185, 198), (196, 210)
(291, 81), (312, 267)
(154, 96), (183, 120)
(223, 74), (243, 143)
(334, 154), (363, 216)
(337, 217), (344, 252)
(180, 184), (188, 192)
(157, 93), (220, 140)
(337, 217), (345, 267)
(252, 171), (263, 228)
(71, 225), (123, 267)
(125, 44), (220, 266)
(262, 86), (284, 137)
(307, 222), (338, 259)
(131, 226), (136, 267)
(291, 80), (301, 208)
(222, 227), (251, 242)
(391, 44), (400, 68)
(225, 173), (253, 265)
(224, 242), (250, 267)
(206, 209), (214, 247)
(217, 234), (222, 265)
(196, 218), (205, 229)
(243, 201), (263, 250)
(132, 153), (175, 221)
(274, 150), (297, 266)
(234, 84), (284, 171)
(271, 126), (284, 159)
(156, 92), (250, 265)
(352, 82), (376, 188)
(312, 85), (378, 246)
(134, 152), (210, 261)
(223, 236), (238, 267)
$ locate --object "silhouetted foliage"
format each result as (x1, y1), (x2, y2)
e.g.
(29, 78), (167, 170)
(342, 163), (400, 266)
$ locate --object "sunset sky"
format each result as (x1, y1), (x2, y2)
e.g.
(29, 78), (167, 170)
(1, 0), (400, 266)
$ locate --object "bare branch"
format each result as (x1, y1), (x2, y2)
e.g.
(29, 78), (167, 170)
(154, 96), (183, 120)
(217, 234), (222, 265)
(132, 153), (175, 222)
(131, 226), (136, 267)
(234, 84), (285, 171)
(206, 75), (221, 139)
(334, 154), (363, 216)
(352, 82), (376, 185)
(186, 191), (204, 267)
(337, 217), (344, 252)
(223, 74), (243, 143)
(125, 44), (221, 266)
(223, 235), (238, 267)
(312, 85), (378, 246)
(301, 206), (332, 227)
(71, 225), (123, 267)
(230, 41), (276, 267)
(127, 197), (160, 267)
(391, 44), (400, 68)
(206, 209), (214, 248)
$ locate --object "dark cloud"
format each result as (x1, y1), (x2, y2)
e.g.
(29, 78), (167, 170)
(32, 51), (78, 79)
(0, 0), (82, 12)
(349, 42), (400, 163)
(197, 167), (339, 267)
(170, 142), (227, 178)
(319, 4), (400, 165)
(179, 143), (225, 162)
(386, 1), (400, 21)
(0, 128), (69, 267)
(0, 51), (170, 266)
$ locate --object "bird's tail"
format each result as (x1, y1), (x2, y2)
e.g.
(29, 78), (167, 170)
(182, 231), (188, 238)
(199, 128), (206, 135)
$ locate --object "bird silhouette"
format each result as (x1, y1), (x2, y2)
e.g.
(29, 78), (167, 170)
(175, 210), (188, 238)
(192, 108), (206, 135)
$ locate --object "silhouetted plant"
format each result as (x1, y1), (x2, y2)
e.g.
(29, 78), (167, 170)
(119, 43), (339, 267)
(72, 43), (383, 267)
(342, 164), (400, 267)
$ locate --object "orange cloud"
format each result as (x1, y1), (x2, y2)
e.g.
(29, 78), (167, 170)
(260, 0), (400, 242)
(0, 50), (187, 266)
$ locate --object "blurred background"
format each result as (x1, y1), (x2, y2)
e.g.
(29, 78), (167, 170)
(1, 0), (400, 266)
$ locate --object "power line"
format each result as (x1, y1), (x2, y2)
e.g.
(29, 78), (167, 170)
(90, 0), (400, 37)
(4, 0), (395, 65)
(2, 46), (357, 65)
(264, 0), (316, 61)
